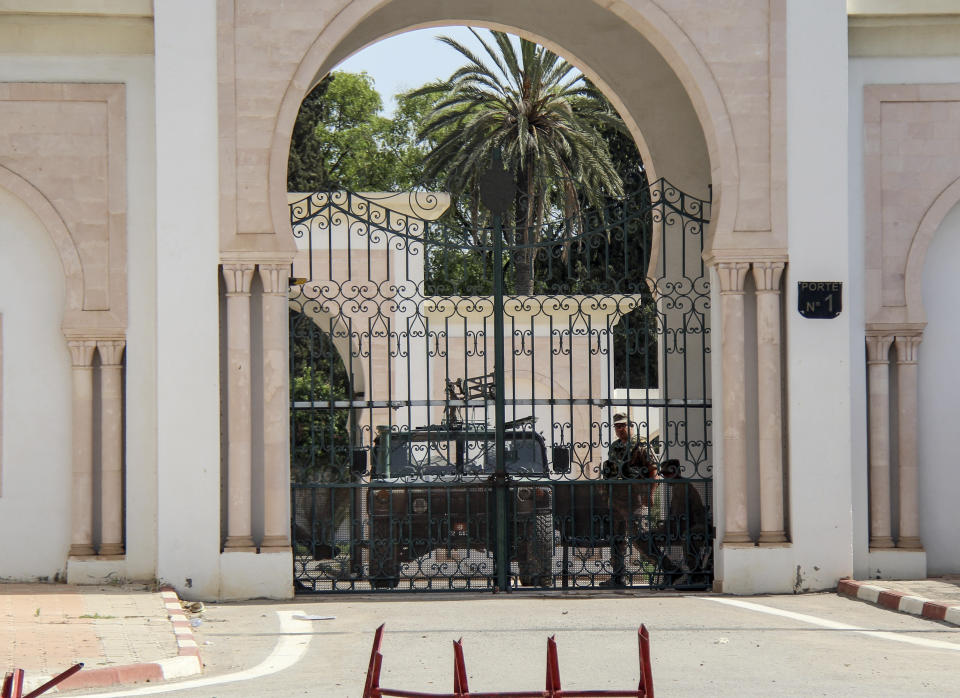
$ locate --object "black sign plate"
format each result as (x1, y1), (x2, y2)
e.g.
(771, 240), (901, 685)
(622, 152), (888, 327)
(798, 281), (842, 319)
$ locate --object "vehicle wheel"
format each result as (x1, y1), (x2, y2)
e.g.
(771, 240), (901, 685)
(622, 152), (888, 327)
(519, 514), (554, 587)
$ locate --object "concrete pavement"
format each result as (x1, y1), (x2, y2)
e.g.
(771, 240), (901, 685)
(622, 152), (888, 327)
(2, 576), (959, 694)
(0, 583), (201, 694)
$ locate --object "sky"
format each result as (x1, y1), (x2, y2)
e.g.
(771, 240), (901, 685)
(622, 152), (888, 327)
(334, 26), (578, 116)
(336, 26), (485, 114)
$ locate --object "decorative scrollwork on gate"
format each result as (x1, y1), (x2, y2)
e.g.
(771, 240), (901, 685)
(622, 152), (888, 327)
(290, 179), (712, 593)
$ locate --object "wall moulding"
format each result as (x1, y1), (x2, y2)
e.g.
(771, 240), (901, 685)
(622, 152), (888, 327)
(863, 83), (960, 327)
(0, 82), (127, 334)
(703, 248), (788, 267)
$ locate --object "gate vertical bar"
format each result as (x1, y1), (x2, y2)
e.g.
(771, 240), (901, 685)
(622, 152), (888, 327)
(492, 210), (510, 591)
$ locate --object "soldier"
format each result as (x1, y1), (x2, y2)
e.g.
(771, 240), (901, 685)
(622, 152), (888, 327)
(645, 459), (709, 587)
(600, 412), (657, 587)
(604, 412), (640, 479)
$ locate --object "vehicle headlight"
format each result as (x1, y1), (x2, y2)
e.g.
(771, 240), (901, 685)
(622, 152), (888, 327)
(517, 487), (532, 502)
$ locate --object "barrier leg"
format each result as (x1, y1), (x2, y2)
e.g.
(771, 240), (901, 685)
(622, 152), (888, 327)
(2, 670), (23, 698)
(545, 635), (561, 696)
(638, 624), (654, 698)
(452, 638), (468, 695)
(23, 663), (84, 698)
(363, 623), (386, 698)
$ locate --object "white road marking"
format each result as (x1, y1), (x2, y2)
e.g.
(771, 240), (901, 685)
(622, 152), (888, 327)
(704, 597), (960, 652)
(77, 610), (312, 697)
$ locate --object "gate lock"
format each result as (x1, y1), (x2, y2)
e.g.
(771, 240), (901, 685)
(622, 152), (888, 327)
(363, 624), (654, 697)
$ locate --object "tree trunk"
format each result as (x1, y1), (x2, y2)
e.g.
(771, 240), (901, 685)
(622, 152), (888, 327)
(511, 166), (536, 295)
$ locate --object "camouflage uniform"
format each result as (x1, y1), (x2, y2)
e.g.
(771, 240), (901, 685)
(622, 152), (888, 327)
(604, 434), (642, 585)
(605, 435), (641, 479)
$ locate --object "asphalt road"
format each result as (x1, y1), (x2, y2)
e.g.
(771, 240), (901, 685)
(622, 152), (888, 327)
(69, 591), (960, 697)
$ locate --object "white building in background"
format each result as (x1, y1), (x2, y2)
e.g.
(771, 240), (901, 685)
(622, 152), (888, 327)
(288, 190), (662, 473)
(0, 0), (958, 599)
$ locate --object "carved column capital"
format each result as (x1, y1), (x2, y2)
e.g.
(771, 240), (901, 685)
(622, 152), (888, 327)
(894, 335), (922, 364)
(258, 264), (290, 296)
(96, 339), (126, 366)
(67, 340), (97, 368)
(865, 335), (894, 364)
(716, 262), (751, 294)
(222, 263), (256, 296)
(751, 261), (785, 293)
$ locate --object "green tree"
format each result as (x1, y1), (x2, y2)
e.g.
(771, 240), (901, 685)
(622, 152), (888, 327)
(287, 71), (423, 192)
(289, 309), (352, 484)
(410, 29), (625, 294)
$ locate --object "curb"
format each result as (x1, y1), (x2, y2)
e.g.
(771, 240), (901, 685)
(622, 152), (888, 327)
(837, 578), (960, 627)
(28, 587), (202, 694)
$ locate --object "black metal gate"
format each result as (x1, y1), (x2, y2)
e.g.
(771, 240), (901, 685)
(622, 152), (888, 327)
(289, 178), (711, 592)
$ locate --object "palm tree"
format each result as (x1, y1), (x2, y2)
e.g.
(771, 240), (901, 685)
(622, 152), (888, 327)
(410, 29), (625, 294)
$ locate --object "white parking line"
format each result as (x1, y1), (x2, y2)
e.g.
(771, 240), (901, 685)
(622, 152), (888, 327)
(78, 610), (312, 697)
(704, 597), (960, 652)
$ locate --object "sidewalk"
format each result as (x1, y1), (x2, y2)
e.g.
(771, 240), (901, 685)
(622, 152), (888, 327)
(3, 577), (957, 694)
(1, 583), (201, 694)
(837, 576), (960, 627)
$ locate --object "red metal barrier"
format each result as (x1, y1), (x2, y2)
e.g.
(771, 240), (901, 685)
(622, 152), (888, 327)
(362, 624), (654, 698)
(2, 664), (83, 698)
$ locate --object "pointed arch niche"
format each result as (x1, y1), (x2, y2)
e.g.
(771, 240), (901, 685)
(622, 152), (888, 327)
(863, 83), (960, 575)
(0, 81), (128, 568)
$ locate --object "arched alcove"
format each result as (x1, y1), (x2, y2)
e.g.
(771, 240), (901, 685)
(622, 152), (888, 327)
(905, 176), (960, 323)
(288, 305), (365, 484)
(0, 165), (83, 323)
(0, 184), (73, 576)
(918, 199), (960, 574)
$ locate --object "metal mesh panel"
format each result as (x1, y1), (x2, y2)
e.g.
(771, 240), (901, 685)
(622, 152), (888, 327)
(289, 181), (712, 592)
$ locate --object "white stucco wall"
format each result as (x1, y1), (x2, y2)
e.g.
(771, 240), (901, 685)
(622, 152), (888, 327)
(784, 0), (853, 591)
(848, 54), (960, 578)
(0, 54), (157, 581)
(758, 0), (852, 592)
(0, 187), (71, 579)
(919, 201), (960, 575)
(154, 0), (222, 599)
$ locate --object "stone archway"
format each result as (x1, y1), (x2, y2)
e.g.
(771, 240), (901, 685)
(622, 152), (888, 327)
(264, 0), (743, 254)
(214, 0), (789, 596)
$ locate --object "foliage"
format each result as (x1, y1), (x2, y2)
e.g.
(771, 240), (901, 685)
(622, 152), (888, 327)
(287, 71), (427, 192)
(289, 309), (352, 484)
(409, 29), (625, 294)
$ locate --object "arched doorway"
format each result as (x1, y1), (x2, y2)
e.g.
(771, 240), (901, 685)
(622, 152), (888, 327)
(220, 0), (757, 594)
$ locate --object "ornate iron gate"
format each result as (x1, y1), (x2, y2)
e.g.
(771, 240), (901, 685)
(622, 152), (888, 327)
(289, 178), (711, 592)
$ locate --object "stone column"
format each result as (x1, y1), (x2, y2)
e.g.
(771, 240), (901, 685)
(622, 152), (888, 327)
(97, 339), (126, 556)
(866, 335), (895, 548)
(717, 262), (752, 544)
(894, 335), (922, 550)
(68, 339), (97, 556)
(752, 262), (788, 544)
(259, 264), (291, 550)
(223, 263), (257, 551)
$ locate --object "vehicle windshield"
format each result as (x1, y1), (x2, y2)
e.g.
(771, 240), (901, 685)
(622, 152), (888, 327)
(372, 430), (546, 478)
